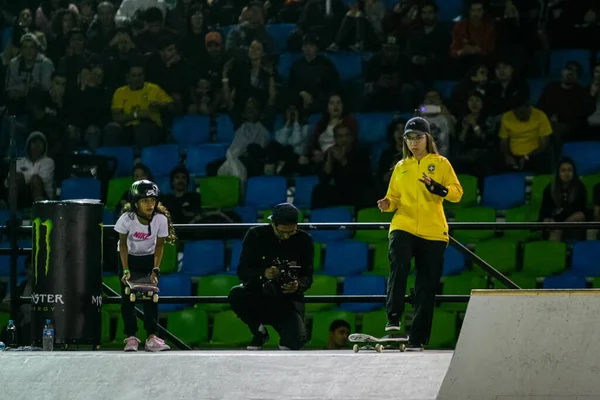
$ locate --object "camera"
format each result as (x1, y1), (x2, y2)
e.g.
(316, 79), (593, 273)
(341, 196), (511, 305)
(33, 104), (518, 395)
(262, 258), (301, 296)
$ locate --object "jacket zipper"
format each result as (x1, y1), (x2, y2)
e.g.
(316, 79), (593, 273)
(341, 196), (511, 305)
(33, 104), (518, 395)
(415, 159), (420, 235)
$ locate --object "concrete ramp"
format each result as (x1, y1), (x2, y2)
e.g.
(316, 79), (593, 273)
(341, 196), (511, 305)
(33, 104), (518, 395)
(437, 289), (600, 400)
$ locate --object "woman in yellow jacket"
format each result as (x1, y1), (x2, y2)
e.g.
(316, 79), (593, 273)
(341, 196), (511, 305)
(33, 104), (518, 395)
(377, 117), (463, 351)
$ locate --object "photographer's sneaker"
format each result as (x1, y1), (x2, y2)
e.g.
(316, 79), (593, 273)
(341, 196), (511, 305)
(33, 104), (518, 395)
(145, 336), (170, 352)
(124, 336), (140, 352)
(385, 319), (401, 332)
(247, 325), (269, 350)
(405, 342), (424, 352)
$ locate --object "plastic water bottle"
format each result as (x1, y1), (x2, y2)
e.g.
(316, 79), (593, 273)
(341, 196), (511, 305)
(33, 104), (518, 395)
(0, 342), (5, 351)
(6, 320), (17, 348)
(43, 319), (54, 351)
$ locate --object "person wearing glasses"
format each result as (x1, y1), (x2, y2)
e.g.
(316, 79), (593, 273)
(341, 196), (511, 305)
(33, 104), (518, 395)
(377, 117), (463, 351)
(228, 203), (314, 350)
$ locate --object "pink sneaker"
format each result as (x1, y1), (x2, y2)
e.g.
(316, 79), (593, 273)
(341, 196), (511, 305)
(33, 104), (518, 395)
(145, 336), (170, 352)
(124, 336), (140, 352)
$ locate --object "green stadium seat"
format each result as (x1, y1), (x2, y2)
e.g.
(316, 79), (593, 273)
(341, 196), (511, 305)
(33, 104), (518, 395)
(159, 242), (178, 274)
(167, 307), (209, 347)
(196, 275), (239, 312)
(353, 207), (393, 244)
(305, 275), (338, 312)
(427, 309), (457, 349)
(504, 205), (541, 242)
(493, 272), (539, 289)
(581, 174), (600, 206)
(196, 176), (241, 208)
(314, 242), (322, 271)
(530, 174), (553, 206)
(452, 206), (496, 244)
(308, 310), (356, 349)
(361, 309), (407, 338)
(475, 238), (518, 275)
(211, 310), (251, 347)
(372, 242), (390, 276)
(102, 275), (122, 314)
(0, 312), (9, 329)
(105, 177), (133, 210)
(442, 271), (489, 311)
(446, 174), (478, 210)
(113, 317), (145, 345)
(101, 312), (112, 344)
(522, 240), (567, 277)
(593, 277), (600, 288)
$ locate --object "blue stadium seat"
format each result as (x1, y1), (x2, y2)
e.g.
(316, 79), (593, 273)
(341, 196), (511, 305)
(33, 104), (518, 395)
(244, 176), (287, 210)
(233, 205), (258, 223)
(309, 207), (353, 243)
(158, 273), (192, 312)
(171, 115), (211, 146)
(293, 176), (319, 210)
(220, 25), (237, 40)
(443, 245), (466, 276)
(216, 114), (235, 143)
(141, 144), (180, 178)
(571, 241), (600, 277)
(561, 141), (600, 175)
(228, 239), (243, 275)
(355, 113), (393, 144)
(154, 175), (195, 196)
(482, 173), (527, 209)
(60, 178), (101, 200)
(437, 0), (462, 21)
(185, 144), (226, 177)
(548, 49), (592, 80)
(323, 240), (368, 276)
(340, 275), (386, 312)
(324, 53), (362, 81)
(542, 272), (587, 289)
(182, 240), (226, 276)
(0, 251), (27, 277)
(96, 146), (134, 178)
(527, 78), (547, 105)
(103, 208), (115, 225)
(278, 52), (303, 81)
(266, 24), (295, 53)
(308, 113), (321, 127)
(1, 27), (12, 51)
(434, 81), (457, 99)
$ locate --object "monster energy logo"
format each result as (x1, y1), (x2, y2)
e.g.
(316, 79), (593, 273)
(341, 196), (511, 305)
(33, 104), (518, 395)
(32, 218), (53, 284)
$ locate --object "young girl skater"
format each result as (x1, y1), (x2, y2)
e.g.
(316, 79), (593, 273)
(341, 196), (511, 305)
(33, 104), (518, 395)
(115, 180), (177, 352)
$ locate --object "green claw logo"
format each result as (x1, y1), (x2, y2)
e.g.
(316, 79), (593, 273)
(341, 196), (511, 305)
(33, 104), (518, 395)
(32, 218), (53, 284)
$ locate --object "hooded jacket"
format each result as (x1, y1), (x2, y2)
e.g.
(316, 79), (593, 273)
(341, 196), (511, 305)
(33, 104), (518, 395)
(12, 132), (55, 199)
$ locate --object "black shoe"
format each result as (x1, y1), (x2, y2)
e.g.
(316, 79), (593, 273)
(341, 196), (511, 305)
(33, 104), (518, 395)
(385, 320), (401, 332)
(405, 342), (424, 352)
(247, 325), (269, 350)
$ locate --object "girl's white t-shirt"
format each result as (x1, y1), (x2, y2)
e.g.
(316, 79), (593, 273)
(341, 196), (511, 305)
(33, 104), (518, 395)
(114, 213), (169, 256)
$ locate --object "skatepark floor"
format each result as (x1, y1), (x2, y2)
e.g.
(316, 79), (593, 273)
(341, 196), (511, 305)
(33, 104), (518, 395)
(0, 350), (453, 400)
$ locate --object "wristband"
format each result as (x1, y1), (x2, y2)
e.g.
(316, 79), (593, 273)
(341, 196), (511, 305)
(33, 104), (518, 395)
(152, 268), (160, 276)
(123, 269), (130, 274)
(423, 178), (448, 197)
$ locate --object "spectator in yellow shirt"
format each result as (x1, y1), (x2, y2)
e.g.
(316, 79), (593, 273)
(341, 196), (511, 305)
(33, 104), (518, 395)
(499, 94), (553, 174)
(104, 60), (174, 148)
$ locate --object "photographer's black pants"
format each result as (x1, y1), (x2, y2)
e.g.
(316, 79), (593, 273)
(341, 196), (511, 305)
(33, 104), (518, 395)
(386, 230), (446, 345)
(229, 284), (307, 350)
(118, 254), (159, 338)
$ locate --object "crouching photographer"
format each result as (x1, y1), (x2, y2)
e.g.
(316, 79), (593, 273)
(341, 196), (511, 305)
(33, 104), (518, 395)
(228, 203), (314, 350)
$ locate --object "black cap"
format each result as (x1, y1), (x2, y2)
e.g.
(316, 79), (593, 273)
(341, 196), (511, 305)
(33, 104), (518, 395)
(404, 117), (430, 135)
(268, 203), (299, 225)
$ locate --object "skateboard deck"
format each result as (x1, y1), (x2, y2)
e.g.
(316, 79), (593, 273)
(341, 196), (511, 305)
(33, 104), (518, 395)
(124, 278), (159, 303)
(349, 333), (409, 353)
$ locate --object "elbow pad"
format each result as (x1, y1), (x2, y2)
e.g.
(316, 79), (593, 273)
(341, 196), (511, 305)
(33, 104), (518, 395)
(424, 179), (448, 197)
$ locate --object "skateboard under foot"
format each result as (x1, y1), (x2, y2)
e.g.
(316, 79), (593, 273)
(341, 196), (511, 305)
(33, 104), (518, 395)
(349, 333), (409, 353)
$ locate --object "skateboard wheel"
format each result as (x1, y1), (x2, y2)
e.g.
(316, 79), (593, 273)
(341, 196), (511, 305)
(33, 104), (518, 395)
(353, 344), (359, 353)
(129, 293), (136, 302)
(400, 344), (406, 352)
(152, 294), (159, 303)
(148, 291), (153, 297)
(124, 287), (130, 295)
(375, 344), (383, 353)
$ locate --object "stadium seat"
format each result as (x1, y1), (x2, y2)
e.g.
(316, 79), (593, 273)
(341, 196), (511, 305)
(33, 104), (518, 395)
(354, 207), (393, 243)
(340, 275), (386, 312)
(228, 239), (242, 275)
(561, 141), (600, 176)
(527, 78), (547, 105)
(309, 207), (353, 243)
(185, 144), (226, 177)
(314, 242), (323, 271)
(171, 115), (210, 146)
(323, 240), (368, 276)
(427, 309), (457, 349)
(361, 309), (407, 338)
(96, 146), (134, 178)
(244, 176), (287, 210)
(305, 275), (338, 312)
(196, 176), (240, 208)
(278, 52), (303, 81)
(503, 205), (540, 242)
(101, 275), (121, 314)
(371, 242), (391, 276)
(196, 275), (239, 312)
(451, 206), (496, 244)
(101, 312), (112, 343)
(542, 272), (587, 289)
(324, 52), (362, 81)
(437, 0), (462, 21)
(581, 174), (600, 206)
(493, 272), (538, 289)
(60, 178), (101, 200)
(105, 177), (133, 210)
(443, 245), (466, 276)
(308, 310), (356, 349)
(157, 273), (192, 312)
(266, 24), (295, 53)
(548, 49), (592, 80)
(355, 113), (393, 144)
(211, 309), (250, 346)
(141, 144), (180, 178)
(215, 113), (235, 143)
(433, 80), (456, 99)
(182, 240), (225, 276)
(522, 241), (567, 277)
(219, 24), (237, 40)
(167, 308), (209, 346)
(475, 238), (518, 275)
(293, 175), (320, 210)
(571, 241), (600, 277)
(442, 271), (488, 311)
(103, 208), (115, 225)
(530, 174), (553, 206)
(482, 173), (526, 210)
(1, 27), (12, 51)
(159, 242), (178, 274)
(0, 254), (27, 277)
(446, 174), (478, 210)
(233, 205), (258, 223)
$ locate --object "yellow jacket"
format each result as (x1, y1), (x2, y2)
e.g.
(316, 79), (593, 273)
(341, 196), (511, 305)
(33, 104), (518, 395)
(385, 153), (463, 242)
